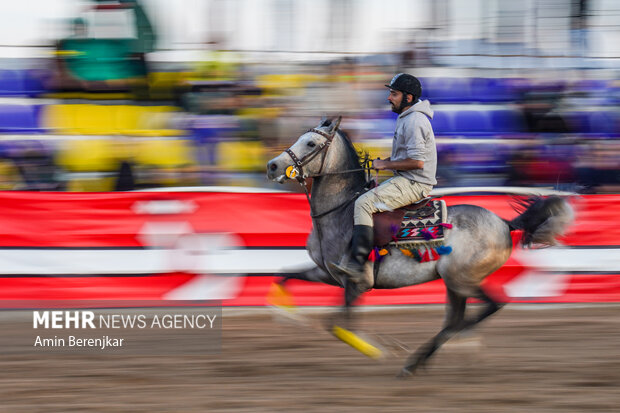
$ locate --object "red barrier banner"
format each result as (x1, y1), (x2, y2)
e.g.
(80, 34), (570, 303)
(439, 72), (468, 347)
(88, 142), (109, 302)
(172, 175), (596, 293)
(0, 192), (617, 305)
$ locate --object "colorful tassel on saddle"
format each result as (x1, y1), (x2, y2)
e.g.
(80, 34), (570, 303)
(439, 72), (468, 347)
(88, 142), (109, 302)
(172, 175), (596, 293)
(400, 248), (413, 258)
(419, 247), (440, 262)
(368, 247), (389, 263)
(390, 224), (400, 242)
(401, 248), (422, 261)
(429, 248), (439, 261)
(440, 223), (453, 229)
(420, 228), (437, 240)
(402, 246), (446, 262)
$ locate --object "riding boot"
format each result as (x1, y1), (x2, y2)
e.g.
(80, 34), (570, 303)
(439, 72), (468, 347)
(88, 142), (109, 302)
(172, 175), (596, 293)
(333, 225), (374, 283)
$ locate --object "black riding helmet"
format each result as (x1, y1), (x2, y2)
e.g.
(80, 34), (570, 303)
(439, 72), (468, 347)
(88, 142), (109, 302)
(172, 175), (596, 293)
(385, 73), (422, 111)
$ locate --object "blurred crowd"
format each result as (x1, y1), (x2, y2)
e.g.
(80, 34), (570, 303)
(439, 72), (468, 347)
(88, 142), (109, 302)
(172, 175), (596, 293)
(0, 1), (618, 194)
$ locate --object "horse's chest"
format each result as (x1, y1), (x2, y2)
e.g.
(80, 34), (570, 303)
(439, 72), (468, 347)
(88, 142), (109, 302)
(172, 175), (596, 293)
(307, 229), (346, 267)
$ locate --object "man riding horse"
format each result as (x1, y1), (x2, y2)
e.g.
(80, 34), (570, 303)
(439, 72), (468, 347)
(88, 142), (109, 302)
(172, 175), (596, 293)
(334, 73), (437, 284)
(266, 77), (573, 374)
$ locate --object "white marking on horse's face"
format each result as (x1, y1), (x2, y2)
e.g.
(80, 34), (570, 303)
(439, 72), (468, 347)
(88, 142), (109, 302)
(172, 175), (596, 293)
(266, 129), (330, 182)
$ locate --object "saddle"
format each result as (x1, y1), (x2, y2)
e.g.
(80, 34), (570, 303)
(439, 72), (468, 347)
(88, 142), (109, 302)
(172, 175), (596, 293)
(372, 197), (448, 247)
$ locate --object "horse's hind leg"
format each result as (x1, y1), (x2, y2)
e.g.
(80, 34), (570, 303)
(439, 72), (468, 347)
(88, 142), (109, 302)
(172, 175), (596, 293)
(399, 286), (504, 378)
(461, 287), (504, 330)
(399, 288), (466, 377)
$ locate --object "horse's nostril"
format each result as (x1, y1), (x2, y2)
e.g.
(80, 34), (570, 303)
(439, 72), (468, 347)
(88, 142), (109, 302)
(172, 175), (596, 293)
(269, 162), (278, 171)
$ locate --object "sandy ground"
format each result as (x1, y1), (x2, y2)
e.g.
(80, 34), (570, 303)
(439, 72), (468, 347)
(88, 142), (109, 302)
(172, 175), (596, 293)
(1, 304), (620, 412)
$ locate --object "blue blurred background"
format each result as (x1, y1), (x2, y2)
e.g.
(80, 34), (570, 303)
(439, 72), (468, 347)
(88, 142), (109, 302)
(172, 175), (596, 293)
(0, 0), (618, 193)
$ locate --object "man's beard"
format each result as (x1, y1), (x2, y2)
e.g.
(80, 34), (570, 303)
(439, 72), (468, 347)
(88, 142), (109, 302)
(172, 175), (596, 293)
(392, 97), (413, 114)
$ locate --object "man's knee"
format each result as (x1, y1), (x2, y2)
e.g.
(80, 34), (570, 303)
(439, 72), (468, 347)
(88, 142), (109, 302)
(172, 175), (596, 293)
(353, 195), (376, 226)
(354, 192), (376, 214)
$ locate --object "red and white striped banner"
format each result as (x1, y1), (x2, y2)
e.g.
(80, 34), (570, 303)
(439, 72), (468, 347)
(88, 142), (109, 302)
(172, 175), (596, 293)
(0, 191), (617, 306)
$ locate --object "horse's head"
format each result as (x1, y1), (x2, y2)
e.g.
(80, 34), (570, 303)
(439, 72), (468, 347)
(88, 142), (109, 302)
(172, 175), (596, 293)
(267, 117), (342, 183)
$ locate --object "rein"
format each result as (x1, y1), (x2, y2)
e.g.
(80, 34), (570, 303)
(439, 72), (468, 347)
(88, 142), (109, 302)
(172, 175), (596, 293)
(308, 187), (363, 219)
(302, 162), (374, 219)
(311, 167), (367, 178)
(282, 120), (374, 281)
(286, 127), (374, 219)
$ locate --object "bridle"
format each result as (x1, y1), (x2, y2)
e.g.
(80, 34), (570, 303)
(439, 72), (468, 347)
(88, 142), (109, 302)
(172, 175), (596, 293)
(284, 127), (335, 181)
(281, 120), (374, 280)
(282, 123), (373, 219)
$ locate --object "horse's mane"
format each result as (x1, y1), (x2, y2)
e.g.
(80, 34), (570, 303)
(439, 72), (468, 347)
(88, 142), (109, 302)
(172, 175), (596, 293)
(337, 129), (367, 170)
(318, 118), (369, 171)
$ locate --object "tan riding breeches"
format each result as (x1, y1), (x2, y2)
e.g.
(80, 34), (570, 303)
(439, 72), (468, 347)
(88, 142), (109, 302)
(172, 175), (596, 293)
(353, 176), (433, 227)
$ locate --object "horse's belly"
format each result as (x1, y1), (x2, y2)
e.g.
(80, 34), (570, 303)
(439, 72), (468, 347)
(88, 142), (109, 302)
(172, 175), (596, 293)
(373, 259), (440, 289)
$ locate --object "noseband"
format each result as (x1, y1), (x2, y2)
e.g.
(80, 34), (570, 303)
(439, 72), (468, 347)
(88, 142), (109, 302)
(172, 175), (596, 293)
(284, 128), (335, 181)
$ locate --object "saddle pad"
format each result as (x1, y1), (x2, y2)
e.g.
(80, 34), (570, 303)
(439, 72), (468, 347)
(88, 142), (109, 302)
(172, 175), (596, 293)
(388, 200), (448, 247)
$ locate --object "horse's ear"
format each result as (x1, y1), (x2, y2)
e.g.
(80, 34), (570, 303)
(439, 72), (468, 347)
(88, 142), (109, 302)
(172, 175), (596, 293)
(327, 116), (342, 134)
(319, 116), (330, 127)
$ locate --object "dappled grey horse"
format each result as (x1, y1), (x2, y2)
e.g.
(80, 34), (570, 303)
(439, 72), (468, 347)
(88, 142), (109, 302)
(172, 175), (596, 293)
(266, 117), (574, 377)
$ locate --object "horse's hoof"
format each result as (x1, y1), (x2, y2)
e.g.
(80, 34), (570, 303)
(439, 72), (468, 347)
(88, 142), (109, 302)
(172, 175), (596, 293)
(396, 368), (413, 379)
(266, 283), (296, 310)
(444, 333), (483, 353)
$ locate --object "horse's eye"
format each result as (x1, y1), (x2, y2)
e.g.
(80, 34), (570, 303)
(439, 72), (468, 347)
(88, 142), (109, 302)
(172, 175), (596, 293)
(308, 141), (316, 148)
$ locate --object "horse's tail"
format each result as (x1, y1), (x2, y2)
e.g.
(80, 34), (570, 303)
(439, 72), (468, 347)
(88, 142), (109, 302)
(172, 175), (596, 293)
(507, 196), (574, 247)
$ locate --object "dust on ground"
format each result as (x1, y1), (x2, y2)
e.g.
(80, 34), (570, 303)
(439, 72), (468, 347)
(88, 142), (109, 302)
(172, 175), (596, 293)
(2, 305), (619, 412)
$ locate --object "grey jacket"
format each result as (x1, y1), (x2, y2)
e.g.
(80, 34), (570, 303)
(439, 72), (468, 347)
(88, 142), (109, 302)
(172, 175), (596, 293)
(390, 100), (437, 186)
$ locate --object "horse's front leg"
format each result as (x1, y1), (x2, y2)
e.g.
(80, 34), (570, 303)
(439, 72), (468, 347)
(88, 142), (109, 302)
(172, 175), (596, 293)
(268, 265), (340, 311)
(278, 265), (341, 287)
(328, 277), (384, 359)
(342, 277), (366, 324)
